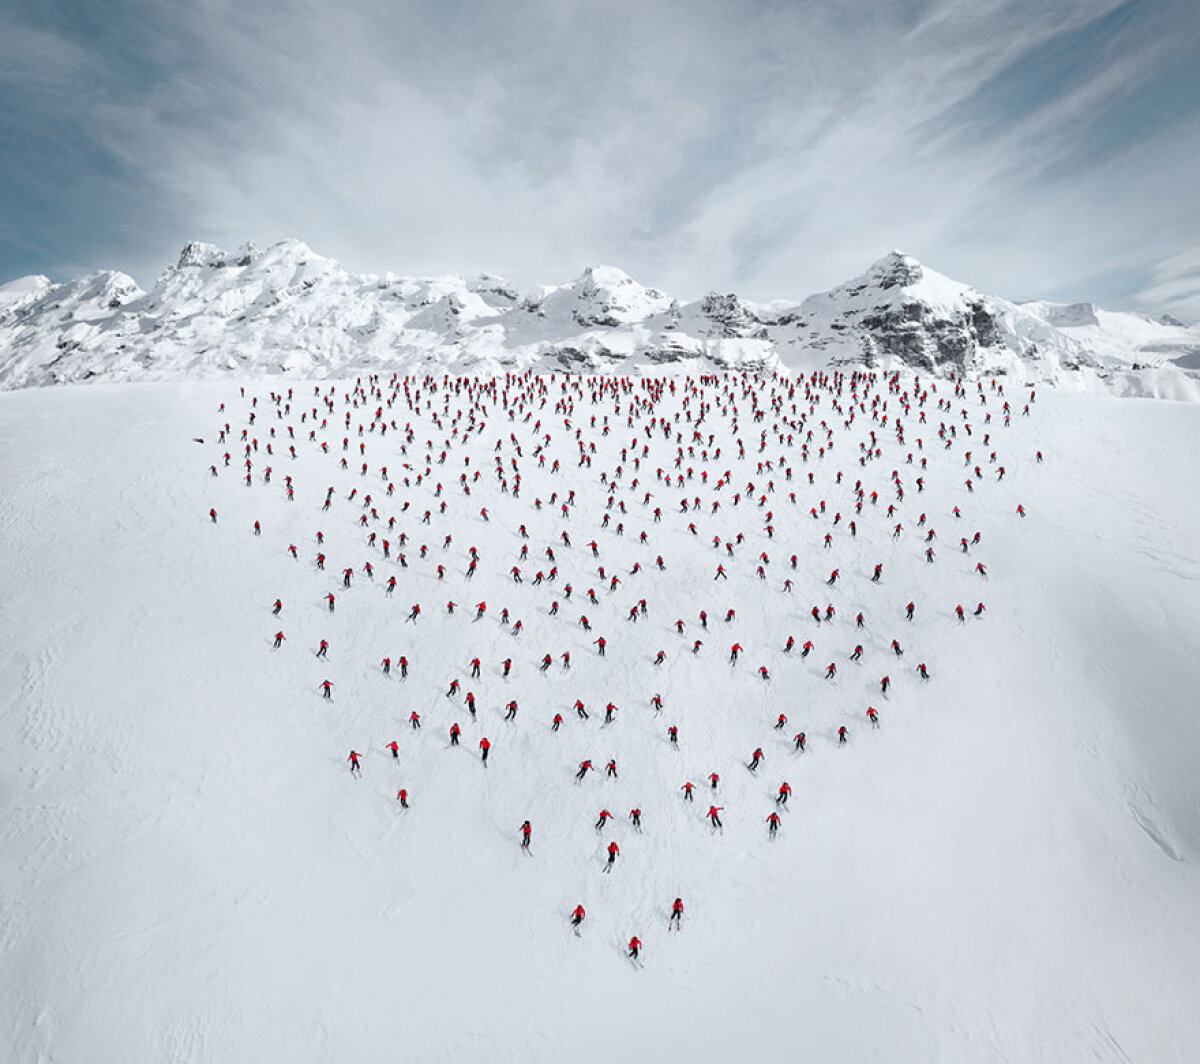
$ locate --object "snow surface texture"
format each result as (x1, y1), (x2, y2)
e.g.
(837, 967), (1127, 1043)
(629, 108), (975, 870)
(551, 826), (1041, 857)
(2, 241), (1199, 398)
(2, 370), (1198, 1063)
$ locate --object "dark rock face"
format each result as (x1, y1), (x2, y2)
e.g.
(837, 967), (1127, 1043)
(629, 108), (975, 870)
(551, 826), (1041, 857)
(700, 293), (761, 338)
(873, 254), (924, 290)
(859, 297), (1000, 373)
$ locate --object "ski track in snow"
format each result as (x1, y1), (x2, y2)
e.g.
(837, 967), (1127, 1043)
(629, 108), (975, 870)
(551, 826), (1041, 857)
(1, 373), (1198, 1063)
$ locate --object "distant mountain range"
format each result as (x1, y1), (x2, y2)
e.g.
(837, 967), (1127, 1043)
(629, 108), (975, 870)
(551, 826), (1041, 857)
(2, 240), (1197, 397)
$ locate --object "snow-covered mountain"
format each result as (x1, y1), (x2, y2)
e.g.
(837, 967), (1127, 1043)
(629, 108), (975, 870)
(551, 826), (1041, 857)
(2, 240), (1199, 397)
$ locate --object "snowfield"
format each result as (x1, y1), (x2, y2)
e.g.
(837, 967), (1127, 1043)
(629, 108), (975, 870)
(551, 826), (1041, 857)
(1, 371), (1198, 1064)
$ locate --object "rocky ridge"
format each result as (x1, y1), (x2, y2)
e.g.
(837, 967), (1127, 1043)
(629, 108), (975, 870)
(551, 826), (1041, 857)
(1, 241), (1198, 397)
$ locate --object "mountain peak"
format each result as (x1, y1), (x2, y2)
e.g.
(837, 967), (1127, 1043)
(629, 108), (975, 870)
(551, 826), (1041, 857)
(176, 241), (262, 270)
(867, 250), (924, 289)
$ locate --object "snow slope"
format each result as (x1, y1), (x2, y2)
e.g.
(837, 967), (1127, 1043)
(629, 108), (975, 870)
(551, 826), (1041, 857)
(3, 242), (1200, 398)
(2, 370), (1198, 1062)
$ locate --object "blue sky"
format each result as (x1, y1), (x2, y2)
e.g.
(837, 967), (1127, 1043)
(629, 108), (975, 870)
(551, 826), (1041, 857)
(2, 0), (1199, 317)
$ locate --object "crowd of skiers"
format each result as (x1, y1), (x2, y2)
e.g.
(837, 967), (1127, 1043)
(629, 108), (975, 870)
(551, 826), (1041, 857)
(208, 367), (1036, 962)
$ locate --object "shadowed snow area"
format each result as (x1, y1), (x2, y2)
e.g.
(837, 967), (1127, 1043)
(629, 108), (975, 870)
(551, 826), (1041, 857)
(1, 371), (1198, 1063)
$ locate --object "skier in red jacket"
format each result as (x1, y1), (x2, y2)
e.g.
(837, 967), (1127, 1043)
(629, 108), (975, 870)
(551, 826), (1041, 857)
(347, 750), (362, 776)
(605, 841), (620, 871)
(479, 737), (490, 764)
(669, 897), (684, 928)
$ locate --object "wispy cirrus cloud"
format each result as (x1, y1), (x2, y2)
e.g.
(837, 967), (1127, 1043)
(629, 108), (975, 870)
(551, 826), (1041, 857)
(1, 0), (1198, 317)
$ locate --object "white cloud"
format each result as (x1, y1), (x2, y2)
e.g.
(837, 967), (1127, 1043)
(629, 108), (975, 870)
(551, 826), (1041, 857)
(3, 0), (1200, 319)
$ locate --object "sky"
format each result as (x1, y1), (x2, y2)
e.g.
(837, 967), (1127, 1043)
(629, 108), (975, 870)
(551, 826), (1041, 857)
(2, 0), (1199, 318)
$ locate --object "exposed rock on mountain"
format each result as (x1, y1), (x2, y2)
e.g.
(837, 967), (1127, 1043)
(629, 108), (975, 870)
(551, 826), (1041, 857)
(1, 241), (1198, 398)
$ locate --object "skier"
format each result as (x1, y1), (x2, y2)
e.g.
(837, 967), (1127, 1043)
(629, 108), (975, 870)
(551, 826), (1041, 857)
(319, 679), (333, 700)
(708, 805), (724, 828)
(606, 758), (618, 778)
(347, 750), (362, 777)
(748, 747), (764, 771)
(838, 725), (848, 745)
(681, 781), (695, 801)
(396, 788), (409, 808)
(605, 841), (620, 872)
(316, 639), (329, 659)
(409, 711), (421, 729)
(450, 722), (461, 746)
(670, 897), (684, 929)
(521, 820), (532, 849)
(627, 934), (641, 958)
(272, 599), (282, 615)
(730, 643), (743, 665)
(552, 712), (564, 732)
(595, 809), (613, 831)
(479, 736), (491, 764)
(273, 631), (286, 649)
(867, 707), (880, 728)
(709, 771), (720, 789)
(576, 759), (594, 781)
(571, 905), (586, 929)
(386, 740), (399, 760)
(767, 811), (782, 837)
(793, 731), (806, 752)
(629, 808), (642, 830)
(777, 781), (791, 805)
